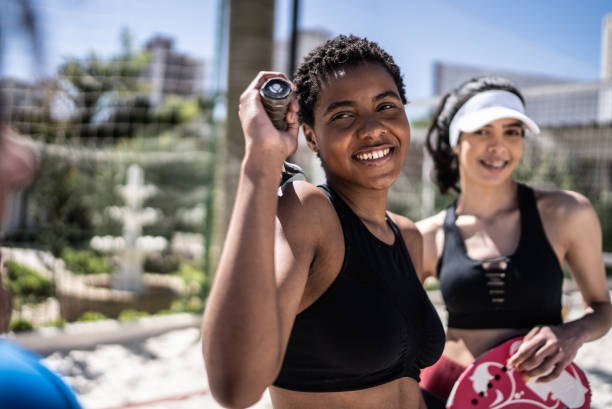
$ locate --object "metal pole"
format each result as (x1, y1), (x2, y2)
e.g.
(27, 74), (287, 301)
(288, 0), (300, 79)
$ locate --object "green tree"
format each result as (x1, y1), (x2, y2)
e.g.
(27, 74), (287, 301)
(32, 155), (93, 255)
(58, 29), (151, 138)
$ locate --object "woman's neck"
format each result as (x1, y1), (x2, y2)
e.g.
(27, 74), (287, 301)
(456, 179), (519, 219)
(326, 178), (389, 226)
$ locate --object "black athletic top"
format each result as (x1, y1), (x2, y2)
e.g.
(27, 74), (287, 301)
(438, 184), (564, 329)
(273, 185), (445, 392)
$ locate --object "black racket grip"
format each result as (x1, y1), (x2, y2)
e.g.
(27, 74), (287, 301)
(260, 77), (293, 132)
(259, 77), (304, 186)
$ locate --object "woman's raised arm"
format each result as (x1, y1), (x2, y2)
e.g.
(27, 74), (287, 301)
(201, 72), (316, 408)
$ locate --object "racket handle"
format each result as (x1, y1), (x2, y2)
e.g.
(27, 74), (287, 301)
(259, 77), (304, 186)
(260, 77), (293, 132)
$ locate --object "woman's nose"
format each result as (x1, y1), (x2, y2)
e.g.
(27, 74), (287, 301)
(357, 115), (386, 140)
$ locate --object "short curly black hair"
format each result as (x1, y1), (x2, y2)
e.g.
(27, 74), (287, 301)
(293, 34), (407, 127)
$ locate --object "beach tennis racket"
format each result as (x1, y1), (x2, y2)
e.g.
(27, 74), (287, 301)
(259, 77), (305, 187)
(446, 337), (590, 409)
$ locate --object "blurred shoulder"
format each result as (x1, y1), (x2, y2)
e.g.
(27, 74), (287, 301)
(533, 187), (600, 241)
(534, 188), (595, 221)
(415, 210), (448, 280)
(416, 209), (447, 237)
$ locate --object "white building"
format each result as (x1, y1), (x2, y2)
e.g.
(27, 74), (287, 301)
(143, 35), (205, 107)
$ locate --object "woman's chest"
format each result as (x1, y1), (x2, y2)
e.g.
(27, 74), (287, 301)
(456, 212), (521, 260)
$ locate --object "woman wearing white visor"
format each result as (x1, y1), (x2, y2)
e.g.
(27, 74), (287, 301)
(416, 76), (612, 405)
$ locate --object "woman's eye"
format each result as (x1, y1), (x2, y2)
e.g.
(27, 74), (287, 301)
(330, 112), (352, 123)
(378, 103), (393, 111)
(473, 129), (488, 135)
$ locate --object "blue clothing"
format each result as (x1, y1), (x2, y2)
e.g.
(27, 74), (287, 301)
(0, 339), (82, 409)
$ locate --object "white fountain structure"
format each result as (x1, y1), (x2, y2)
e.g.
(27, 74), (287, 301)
(91, 164), (167, 293)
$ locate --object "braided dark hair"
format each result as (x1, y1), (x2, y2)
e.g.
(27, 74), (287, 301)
(293, 34), (407, 128)
(426, 76), (525, 194)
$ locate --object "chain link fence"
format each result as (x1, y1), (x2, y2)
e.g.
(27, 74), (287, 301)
(3, 48), (612, 330)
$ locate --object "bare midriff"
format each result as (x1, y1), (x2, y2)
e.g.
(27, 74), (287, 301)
(444, 327), (529, 366)
(269, 377), (423, 409)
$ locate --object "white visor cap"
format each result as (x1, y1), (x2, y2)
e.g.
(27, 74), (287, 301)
(448, 90), (540, 148)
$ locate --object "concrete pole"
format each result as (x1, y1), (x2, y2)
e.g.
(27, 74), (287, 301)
(225, 0), (275, 213)
(215, 0), (276, 264)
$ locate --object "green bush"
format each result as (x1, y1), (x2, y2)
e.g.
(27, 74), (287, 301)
(10, 318), (33, 332)
(77, 311), (107, 322)
(173, 262), (211, 300)
(62, 248), (113, 275)
(144, 254), (181, 274)
(154, 309), (175, 316)
(118, 309), (149, 321)
(43, 318), (66, 328)
(32, 159), (93, 256)
(168, 297), (203, 314)
(23, 147), (214, 256)
(4, 261), (52, 300)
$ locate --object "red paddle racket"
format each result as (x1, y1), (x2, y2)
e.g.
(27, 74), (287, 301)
(446, 337), (590, 409)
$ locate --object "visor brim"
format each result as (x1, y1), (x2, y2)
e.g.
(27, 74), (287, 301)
(456, 107), (540, 136)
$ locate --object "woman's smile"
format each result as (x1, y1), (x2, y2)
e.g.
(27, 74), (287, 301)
(478, 158), (509, 171)
(353, 145), (395, 165)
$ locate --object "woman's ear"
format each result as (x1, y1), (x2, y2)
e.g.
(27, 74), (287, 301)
(303, 125), (319, 153)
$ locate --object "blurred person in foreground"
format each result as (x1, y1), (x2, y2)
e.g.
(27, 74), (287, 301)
(202, 35), (445, 409)
(0, 2), (82, 407)
(0, 126), (37, 332)
(0, 122), (82, 409)
(416, 76), (612, 406)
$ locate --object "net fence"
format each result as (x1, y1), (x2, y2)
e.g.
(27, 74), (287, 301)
(0, 45), (217, 330)
(396, 80), (612, 254)
(2, 50), (612, 330)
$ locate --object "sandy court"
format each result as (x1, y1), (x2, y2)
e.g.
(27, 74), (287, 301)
(43, 327), (271, 409)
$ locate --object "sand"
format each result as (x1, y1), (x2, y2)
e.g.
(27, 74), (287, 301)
(41, 289), (612, 409)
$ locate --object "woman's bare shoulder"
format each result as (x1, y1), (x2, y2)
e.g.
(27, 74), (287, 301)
(416, 210), (447, 236)
(534, 188), (595, 223)
(415, 210), (448, 280)
(533, 187), (600, 247)
(277, 181), (338, 242)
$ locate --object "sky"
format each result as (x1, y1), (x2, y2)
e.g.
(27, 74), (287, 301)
(1, 0), (611, 100)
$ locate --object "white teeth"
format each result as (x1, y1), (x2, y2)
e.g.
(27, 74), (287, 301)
(482, 160), (505, 168)
(356, 148), (390, 161)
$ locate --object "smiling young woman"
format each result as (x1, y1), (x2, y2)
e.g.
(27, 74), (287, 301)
(303, 63), (410, 195)
(202, 35), (445, 409)
(416, 76), (612, 406)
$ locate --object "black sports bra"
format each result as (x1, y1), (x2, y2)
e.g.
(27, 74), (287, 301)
(438, 183), (564, 329)
(273, 185), (445, 392)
